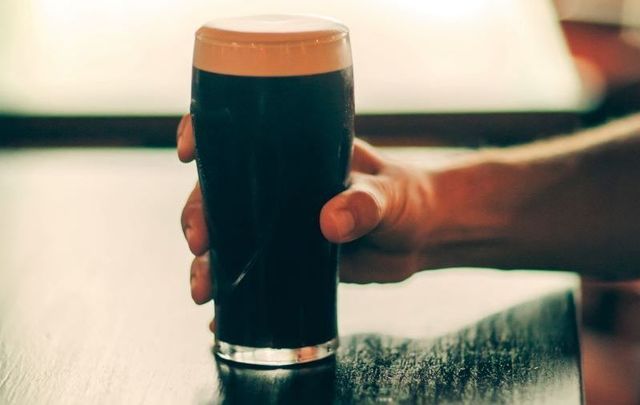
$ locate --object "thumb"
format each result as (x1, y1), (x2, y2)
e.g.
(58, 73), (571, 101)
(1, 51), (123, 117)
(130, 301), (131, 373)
(320, 174), (390, 243)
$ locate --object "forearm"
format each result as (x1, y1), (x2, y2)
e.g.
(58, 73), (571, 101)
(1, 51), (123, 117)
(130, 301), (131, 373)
(423, 114), (640, 280)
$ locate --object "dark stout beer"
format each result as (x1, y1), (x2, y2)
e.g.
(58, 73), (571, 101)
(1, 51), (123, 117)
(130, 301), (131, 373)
(191, 15), (354, 365)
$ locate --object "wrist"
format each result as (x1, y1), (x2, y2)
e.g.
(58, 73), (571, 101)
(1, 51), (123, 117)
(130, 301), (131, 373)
(419, 150), (535, 270)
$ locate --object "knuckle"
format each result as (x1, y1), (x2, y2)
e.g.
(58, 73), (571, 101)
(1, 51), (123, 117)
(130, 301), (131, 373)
(181, 200), (202, 229)
(181, 204), (193, 230)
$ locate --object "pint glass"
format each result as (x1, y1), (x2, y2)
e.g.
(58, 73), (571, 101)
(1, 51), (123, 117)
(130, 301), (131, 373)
(191, 15), (354, 366)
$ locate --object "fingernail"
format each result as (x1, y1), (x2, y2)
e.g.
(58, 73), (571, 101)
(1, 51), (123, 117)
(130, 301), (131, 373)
(185, 226), (193, 242)
(331, 209), (355, 239)
(191, 256), (203, 285)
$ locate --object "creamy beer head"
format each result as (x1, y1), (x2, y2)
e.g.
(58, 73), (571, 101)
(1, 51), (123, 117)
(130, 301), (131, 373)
(193, 15), (352, 77)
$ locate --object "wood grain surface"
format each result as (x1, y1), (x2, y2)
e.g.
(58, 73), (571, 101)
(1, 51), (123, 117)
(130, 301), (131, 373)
(0, 149), (581, 404)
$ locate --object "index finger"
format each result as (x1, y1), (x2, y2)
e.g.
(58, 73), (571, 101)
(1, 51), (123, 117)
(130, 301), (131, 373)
(351, 139), (384, 174)
(177, 114), (196, 162)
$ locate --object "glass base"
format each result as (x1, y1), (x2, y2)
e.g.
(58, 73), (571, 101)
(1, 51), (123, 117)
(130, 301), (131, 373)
(214, 337), (338, 366)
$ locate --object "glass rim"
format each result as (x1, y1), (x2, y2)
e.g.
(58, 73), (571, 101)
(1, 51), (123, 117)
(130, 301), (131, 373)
(195, 14), (349, 48)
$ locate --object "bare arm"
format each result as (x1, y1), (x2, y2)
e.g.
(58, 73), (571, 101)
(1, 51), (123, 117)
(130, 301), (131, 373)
(420, 114), (640, 279)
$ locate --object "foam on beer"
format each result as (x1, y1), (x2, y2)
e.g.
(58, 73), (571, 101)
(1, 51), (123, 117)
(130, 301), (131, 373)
(194, 15), (352, 77)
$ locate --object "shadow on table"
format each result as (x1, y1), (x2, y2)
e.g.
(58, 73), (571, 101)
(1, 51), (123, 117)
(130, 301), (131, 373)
(215, 291), (580, 404)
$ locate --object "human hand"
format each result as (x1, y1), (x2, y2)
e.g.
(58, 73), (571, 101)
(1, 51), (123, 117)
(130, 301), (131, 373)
(181, 110), (640, 308)
(178, 114), (438, 328)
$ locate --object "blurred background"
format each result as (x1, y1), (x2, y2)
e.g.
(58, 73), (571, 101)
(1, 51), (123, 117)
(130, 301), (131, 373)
(2, 0), (640, 147)
(1, 0), (639, 403)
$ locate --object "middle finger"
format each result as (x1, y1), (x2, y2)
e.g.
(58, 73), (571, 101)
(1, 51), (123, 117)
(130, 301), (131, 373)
(181, 182), (210, 256)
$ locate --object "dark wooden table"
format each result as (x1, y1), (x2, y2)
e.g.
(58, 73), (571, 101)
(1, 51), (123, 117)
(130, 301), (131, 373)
(0, 149), (582, 404)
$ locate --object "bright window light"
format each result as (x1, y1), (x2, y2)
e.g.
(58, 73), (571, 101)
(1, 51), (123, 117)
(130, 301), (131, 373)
(0, 0), (588, 115)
